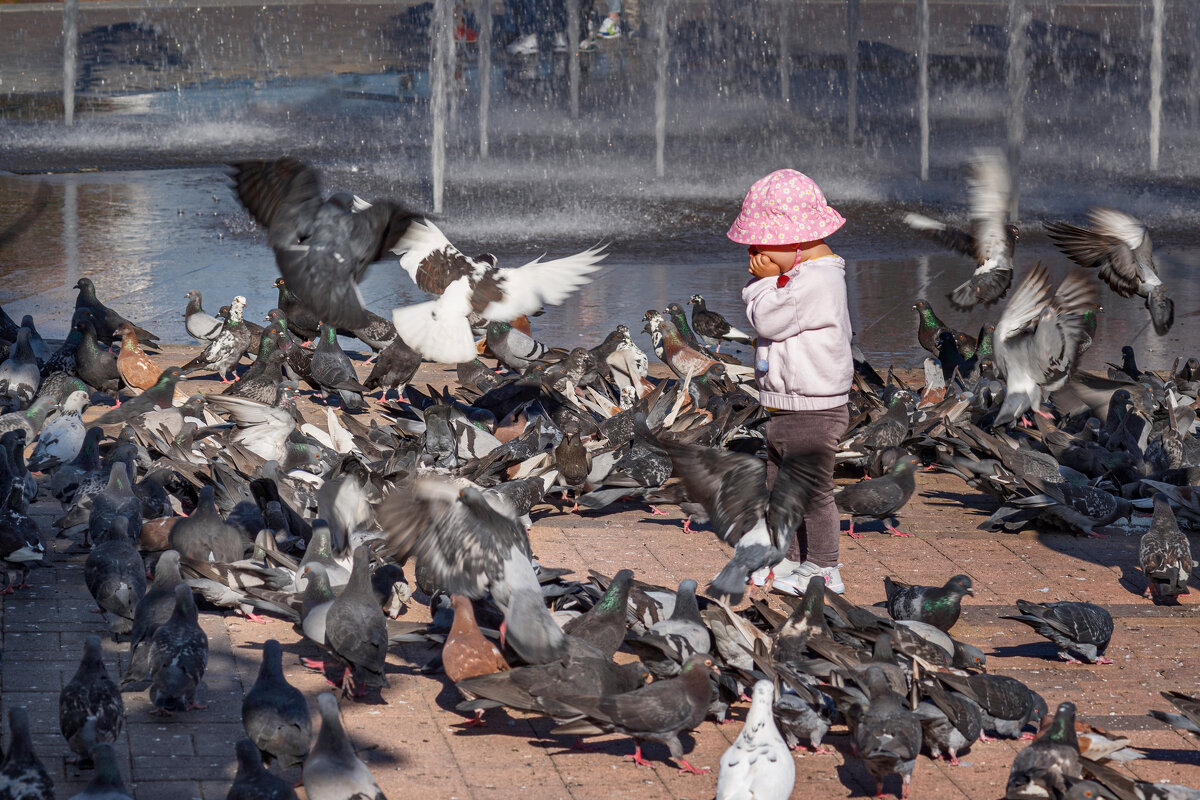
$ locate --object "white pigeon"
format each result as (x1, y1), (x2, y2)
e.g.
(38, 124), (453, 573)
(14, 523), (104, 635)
(390, 218), (606, 363)
(993, 265), (1096, 427)
(716, 680), (795, 800)
(204, 395), (295, 462)
(28, 389), (89, 472)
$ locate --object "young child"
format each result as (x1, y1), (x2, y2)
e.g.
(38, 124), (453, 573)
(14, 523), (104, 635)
(728, 169), (853, 595)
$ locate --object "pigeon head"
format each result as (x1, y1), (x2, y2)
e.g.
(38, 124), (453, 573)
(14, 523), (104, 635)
(273, 277), (286, 289)
(171, 583), (199, 624)
(1040, 702), (1078, 748)
(75, 277), (95, 293)
(687, 293), (704, 306)
(945, 574), (974, 597)
(912, 299), (930, 312)
(890, 455), (921, 477)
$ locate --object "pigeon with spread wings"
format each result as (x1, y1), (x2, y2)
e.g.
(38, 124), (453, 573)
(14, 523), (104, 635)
(390, 218), (606, 364)
(376, 478), (566, 665)
(904, 150), (1018, 311)
(1045, 207), (1174, 335)
(663, 440), (819, 602)
(230, 158), (419, 330)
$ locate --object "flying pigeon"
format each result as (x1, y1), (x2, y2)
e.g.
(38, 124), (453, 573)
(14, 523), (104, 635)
(1001, 600), (1114, 664)
(883, 574), (973, 632)
(1045, 207), (1174, 335)
(663, 440), (820, 601)
(716, 680), (794, 800)
(377, 478), (566, 665)
(231, 157), (419, 330)
(904, 149), (1017, 310)
(993, 264), (1096, 427)
(390, 218), (606, 363)
(1139, 494), (1194, 601)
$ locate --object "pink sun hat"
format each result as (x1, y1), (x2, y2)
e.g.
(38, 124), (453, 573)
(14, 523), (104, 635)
(726, 169), (846, 245)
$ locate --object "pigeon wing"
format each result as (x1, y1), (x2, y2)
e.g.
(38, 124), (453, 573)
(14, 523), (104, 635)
(230, 159), (323, 251)
(481, 245), (608, 322)
(662, 441), (767, 545)
(767, 456), (822, 551)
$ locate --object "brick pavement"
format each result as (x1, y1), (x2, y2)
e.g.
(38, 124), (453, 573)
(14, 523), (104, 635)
(2, 356), (1198, 799)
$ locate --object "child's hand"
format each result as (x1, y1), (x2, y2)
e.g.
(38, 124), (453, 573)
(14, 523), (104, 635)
(749, 252), (782, 279)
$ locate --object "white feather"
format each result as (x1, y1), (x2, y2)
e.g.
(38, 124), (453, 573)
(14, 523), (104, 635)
(481, 245), (608, 321)
(391, 278), (476, 364)
(903, 212), (947, 232)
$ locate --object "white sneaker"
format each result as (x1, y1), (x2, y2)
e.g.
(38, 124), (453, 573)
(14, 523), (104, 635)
(598, 16), (621, 38)
(507, 33), (538, 55)
(552, 31), (568, 52)
(751, 558), (803, 587)
(772, 562), (845, 596)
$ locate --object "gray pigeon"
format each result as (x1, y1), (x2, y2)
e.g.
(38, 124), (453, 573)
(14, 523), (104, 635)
(169, 485), (246, 563)
(914, 681), (982, 766)
(884, 574), (973, 632)
(993, 265), (1097, 427)
(937, 672), (1046, 741)
(0, 395), (57, 440)
(19, 317), (52, 367)
(232, 157), (418, 331)
(83, 516), (147, 635)
(904, 149), (1016, 310)
(310, 323), (367, 411)
(183, 290), (223, 342)
(204, 395), (296, 463)
(122, 550), (183, 688)
(302, 692), (387, 800)
(627, 578), (711, 680)
(0, 708), (54, 799)
(1046, 207), (1174, 335)
(852, 666), (923, 799)
(377, 478), (566, 665)
(1140, 494), (1194, 601)
(662, 440), (820, 602)
(59, 634), (124, 768)
(323, 546), (389, 697)
(27, 389), (88, 472)
(181, 296), (251, 382)
(66, 743), (134, 800)
(716, 680), (794, 800)
(242, 639), (312, 768)
(1006, 701), (1081, 800)
(1002, 600), (1114, 664)
(228, 738), (300, 800)
(1148, 690), (1200, 738)
(86, 462), (142, 550)
(149, 584), (209, 714)
(0, 328), (41, 408)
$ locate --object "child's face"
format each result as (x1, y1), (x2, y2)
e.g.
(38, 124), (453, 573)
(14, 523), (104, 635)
(747, 243), (798, 279)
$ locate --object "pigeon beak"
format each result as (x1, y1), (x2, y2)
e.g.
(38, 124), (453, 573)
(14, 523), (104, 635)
(966, 588), (975, 596)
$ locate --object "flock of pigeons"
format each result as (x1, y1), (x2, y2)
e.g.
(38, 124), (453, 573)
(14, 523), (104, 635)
(0, 153), (1195, 800)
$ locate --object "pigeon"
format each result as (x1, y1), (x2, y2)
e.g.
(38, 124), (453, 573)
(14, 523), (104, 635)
(66, 743), (134, 800)
(83, 516), (147, 635)
(1005, 701), (1081, 800)
(627, 578), (711, 680)
(183, 289), (223, 342)
(561, 568), (633, 658)
(1046, 207), (1174, 335)
(993, 265), (1096, 427)
(852, 666), (923, 800)
(310, 323), (367, 410)
(223, 346), (286, 406)
(835, 453), (921, 537)
(59, 634), (124, 768)
(936, 672), (1046, 741)
(688, 293), (753, 351)
(122, 550), (183, 688)
(74, 277), (159, 347)
(390, 218), (606, 363)
(18, 318), (51, 367)
(0, 708), (55, 800)
(1148, 690), (1200, 738)
(914, 681), (983, 766)
(242, 639), (312, 768)
(87, 462), (143, 551)
(377, 478), (566, 665)
(484, 320), (551, 372)
(883, 574), (973, 632)
(27, 389), (88, 472)
(716, 680), (794, 800)
(181, 296), (251, 382)
(662, 440), (820, 601)
(362, 335), (422, 401)
(203, 395), (295, 463)
(1001, 600), (1114, 664)
(93, 367), (182, 427)
(303, 692), (387, 800)
(0, 395), (57, 440)
(228, 738), (300, 800)
(553, 653), (717, 774)
(1139, 494), (1194, 601)
(904, 149), (1017, 310)
(323, 546), (390, 696)
(444, 594), (510, 726)
(76, 318), (122, 399)
(0, 327), (41, 408)
(148, 584), (209, 714)
(232, 158), (418, 330)
(114, 323), (162, 391)
(169, 485), (245, 563)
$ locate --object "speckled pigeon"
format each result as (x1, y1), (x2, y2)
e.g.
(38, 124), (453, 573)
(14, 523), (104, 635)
(716, 679), (794, 800)
(1002, 600), (1113, 664)
(59, 634), (124, 769)
(1139, 494), (1194, 601)
(1005, 701), (1081, 800)
(884, 574), (973, 632)
(148, 584), (209, 714)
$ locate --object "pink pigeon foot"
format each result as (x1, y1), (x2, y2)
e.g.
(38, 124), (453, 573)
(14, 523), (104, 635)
(682, 519), (697, 534)
(463, 710), (487, 728)
(1019, 732), (1036, 740)
(186, 702), (208, 711)
(241, 612), (268, 623)
(1095, 657), (1113, 665)
(886, 524), (914, 538)
(300, 657), (326, 671)
(811, 745), (837, 755)
(627, 745), (653, 768)
(648, 505), (669, 517)
(678, 759), (709, 775)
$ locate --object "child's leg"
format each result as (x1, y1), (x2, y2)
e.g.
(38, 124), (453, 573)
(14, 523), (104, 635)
(765, 405), (849, 567)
